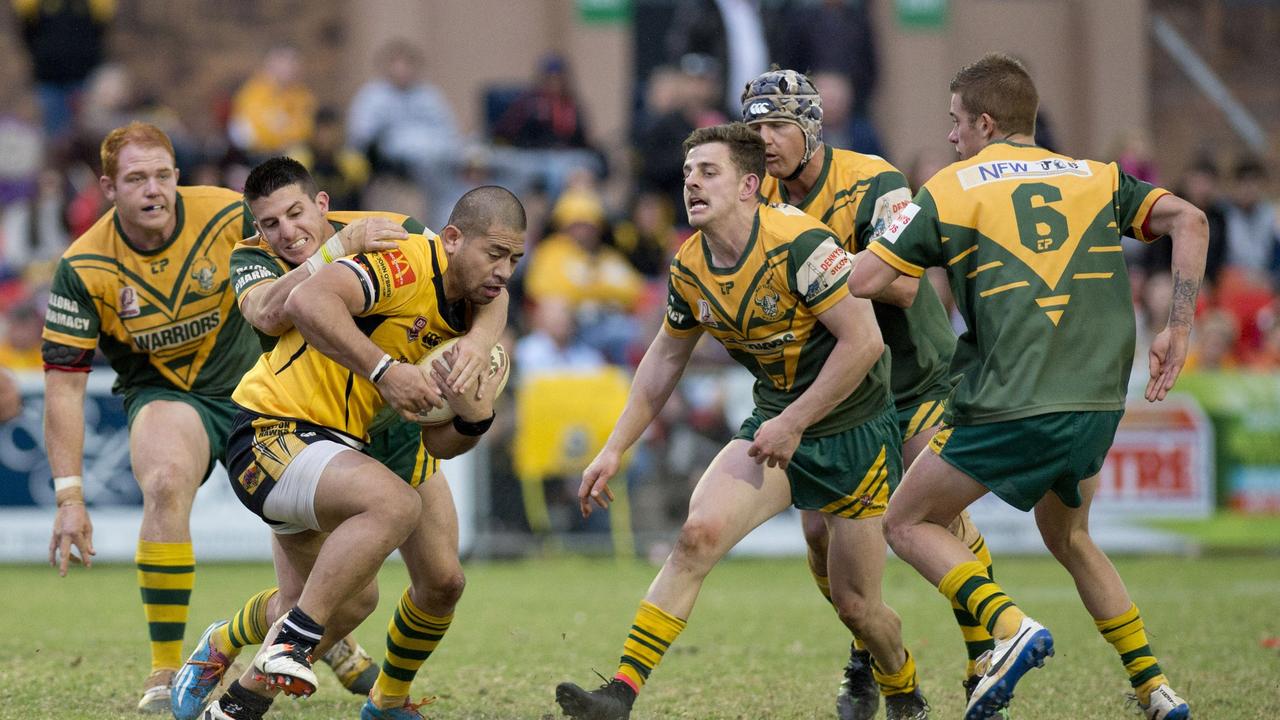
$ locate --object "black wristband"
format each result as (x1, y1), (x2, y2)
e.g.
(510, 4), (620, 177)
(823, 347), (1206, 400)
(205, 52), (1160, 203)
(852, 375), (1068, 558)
(452, 412), (495, 436)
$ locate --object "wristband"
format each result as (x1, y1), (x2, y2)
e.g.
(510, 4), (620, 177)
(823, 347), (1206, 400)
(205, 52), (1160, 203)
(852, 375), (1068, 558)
(369, 354), (395, 383)
(452, 412), (495, 437)
(303, 232), (348, 274)
(54, 475), (83, 492)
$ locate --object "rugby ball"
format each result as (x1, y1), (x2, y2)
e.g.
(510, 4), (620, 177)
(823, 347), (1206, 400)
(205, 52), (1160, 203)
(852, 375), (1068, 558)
(413, 338), (510, 425)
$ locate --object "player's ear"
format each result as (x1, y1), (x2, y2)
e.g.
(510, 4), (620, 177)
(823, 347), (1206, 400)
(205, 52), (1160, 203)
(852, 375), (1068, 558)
(979, 112), (998, 141)
(741, 171), (761, 201)
(314, 190), (330, 215)
(99, 174), (116, 202)
(440, 224), (463, 254)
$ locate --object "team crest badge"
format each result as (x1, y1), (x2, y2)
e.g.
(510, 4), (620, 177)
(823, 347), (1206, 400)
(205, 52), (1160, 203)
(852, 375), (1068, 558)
(754, 289), (781, 320)
(190, 257), (218, 294)
(697, 299), (716, 326)
(118, 286), (141, 318)
(407, 316), (428, 343)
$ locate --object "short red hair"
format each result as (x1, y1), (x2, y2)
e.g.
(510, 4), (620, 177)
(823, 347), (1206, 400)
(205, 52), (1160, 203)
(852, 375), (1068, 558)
(100, 122), (175, 179)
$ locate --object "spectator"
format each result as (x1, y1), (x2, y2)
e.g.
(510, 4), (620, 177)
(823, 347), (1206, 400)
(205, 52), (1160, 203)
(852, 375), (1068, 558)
(665, 0), (772, 115)
(811, 70), (885, 158)
(523, 189), (643, 363)
(634, 55), (726, 227)
(0, 293), (45, 369)
(0, 166), (68, 275)
(227, 45), (316, 157)
(515, 297), (605, 379)
(74, 63), (192, 168)
(493, 54), (592, 150)
(1223, 156), (1279, 283)
(346, 39), (461, 179)
(14, 0), (114, 142)
(778, 0), (878, 119)
(1185, 309), (1240, 372)
(0, 367), (19, 422)
(1108, 128), (1160, 185)
(611, 192), (681, 278)
(292, 106), (370, 211)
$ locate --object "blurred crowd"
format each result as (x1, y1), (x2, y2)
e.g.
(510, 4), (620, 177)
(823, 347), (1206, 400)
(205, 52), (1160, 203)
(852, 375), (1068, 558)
(2, 0), (1278, 547)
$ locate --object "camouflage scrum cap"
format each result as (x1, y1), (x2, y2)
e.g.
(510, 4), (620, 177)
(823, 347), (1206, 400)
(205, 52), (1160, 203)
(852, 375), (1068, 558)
(741, 69), (824, 178)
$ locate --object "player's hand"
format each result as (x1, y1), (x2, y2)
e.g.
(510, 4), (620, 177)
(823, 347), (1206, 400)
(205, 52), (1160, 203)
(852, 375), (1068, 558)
(377, 361), (444, 422)
(445, 336), (491, 394)
(747, 416), (803, 469)
(1146, 325), (1191, 402)
(49, 502), (94, 576)
(337, 217), (408, 255)
(578, 449), (620, 518)
(430, 348), (506, 422)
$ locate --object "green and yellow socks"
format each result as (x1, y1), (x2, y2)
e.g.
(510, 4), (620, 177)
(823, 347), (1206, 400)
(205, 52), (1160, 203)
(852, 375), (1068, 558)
(953, 535), (998, 676)
(135, 539), (195, 671)
(613, 600), (687, 694)
(210, 587), (279, 658)
(371, 588), (454, 708)
(939, 560), (1027, 642)
(1096, 603), (1169, 704)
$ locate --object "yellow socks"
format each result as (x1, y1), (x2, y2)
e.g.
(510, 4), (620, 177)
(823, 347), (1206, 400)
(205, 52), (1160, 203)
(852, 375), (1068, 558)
(1096, 603), (1167, 703)
(135, 539), (194, 671)
(939, 561), (1026, 641)
(213, 587), (278, 656)
(614, 600), (687, 694)
(871, 648), (919, 696)
(371, 588), (453, 708)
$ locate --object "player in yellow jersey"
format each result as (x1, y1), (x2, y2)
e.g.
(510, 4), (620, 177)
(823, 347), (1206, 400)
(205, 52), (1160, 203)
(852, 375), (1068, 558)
(852, 54), (1205, 720)
(555, 124), (928, 720)
(202, 184), (524, 720)
(743, 68), (998, 718)
(42, 122), (261, 713)
(169, 157), (454, 718)
(173, 158), (511, 720)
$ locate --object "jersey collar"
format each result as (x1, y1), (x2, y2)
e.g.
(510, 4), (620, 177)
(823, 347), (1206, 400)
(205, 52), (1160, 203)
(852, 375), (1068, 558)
(778, 144), (832, 211)
(700, 207), (760, 276)
(114, 192), (186, 256)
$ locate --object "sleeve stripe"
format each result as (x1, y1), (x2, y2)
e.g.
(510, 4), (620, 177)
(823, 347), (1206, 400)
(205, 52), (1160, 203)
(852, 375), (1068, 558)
(40, 329), (97, 349)
(1133, 189), (1171, 243)
(336, 258), (375, 313)
(868, 242), (925, 278)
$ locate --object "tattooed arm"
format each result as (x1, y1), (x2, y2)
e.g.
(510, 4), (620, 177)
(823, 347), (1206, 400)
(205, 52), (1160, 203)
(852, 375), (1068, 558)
(1142, 194), (1209, 402)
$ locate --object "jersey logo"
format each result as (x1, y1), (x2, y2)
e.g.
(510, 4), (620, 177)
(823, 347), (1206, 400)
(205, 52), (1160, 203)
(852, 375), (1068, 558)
(118, 286), (141, 318)
(880, 203), (920, 244)
(407, 316), (428, 343)
(697, 299), (721, 328)
(754, 289), (781, 319)
(150, 258), (169, 274)
(717, 280), (735, 295)
(957, 158), (1092, 190)
(190, 257), (218, 295)
(386, 249), (416, 288)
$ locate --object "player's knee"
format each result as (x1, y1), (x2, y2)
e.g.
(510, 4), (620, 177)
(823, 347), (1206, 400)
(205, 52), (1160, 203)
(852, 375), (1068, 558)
(1039, 524), (1091, 564)
(378, 482), (422, 527)
(831, 591), (873, 630)
(672, 515), (725, 566)
(421, 570), (466, 609)
(139, 466), (198, 513)
(880, 508), (911, 555)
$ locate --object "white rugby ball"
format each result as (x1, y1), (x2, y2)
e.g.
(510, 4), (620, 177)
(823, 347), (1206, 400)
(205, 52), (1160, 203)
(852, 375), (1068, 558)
(413, 338), (510, 425)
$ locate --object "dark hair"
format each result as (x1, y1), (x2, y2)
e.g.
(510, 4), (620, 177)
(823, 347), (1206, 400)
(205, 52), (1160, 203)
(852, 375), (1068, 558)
(243, 157), (318, 202)
(447, 185), (527, 237)
(682, 123), (766, 180)
(1234, 156), (1266, 181)
(949, 53), (1038, 136)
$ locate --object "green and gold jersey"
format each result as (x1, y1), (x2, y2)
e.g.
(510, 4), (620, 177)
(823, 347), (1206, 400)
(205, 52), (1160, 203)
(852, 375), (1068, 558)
(232, 232), (469, 442)
(869, 140), (1169, 424)
(43, 186), (260, 399)
(664, 203), (891, 437)
(761, 145), (956, 408)
(229, 210), (425, 353)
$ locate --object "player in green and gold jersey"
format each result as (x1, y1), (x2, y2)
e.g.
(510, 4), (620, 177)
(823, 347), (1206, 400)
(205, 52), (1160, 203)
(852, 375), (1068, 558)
(852, 54), (1204, 720)
(555, 124), (928, 720)
(202, 185), (523, 720)
(743, 68), (997, 718)
(42, 122), (261, 713)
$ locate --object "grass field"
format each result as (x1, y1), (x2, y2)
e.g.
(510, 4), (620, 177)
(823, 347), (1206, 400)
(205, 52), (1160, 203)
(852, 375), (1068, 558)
(2, 555), (1278, 719)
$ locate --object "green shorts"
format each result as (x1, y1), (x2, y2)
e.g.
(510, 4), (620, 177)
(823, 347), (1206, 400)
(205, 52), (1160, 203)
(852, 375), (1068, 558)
(735, 405), (902, 518)
(929, 410), (1124, 512)
(123, 388), (237, 484)
(897, 396), (949, 443)
(365, 418), (439, 488)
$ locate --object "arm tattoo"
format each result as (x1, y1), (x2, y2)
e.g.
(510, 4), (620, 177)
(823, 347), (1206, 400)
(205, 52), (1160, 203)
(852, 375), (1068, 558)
(1168, 270), (1200, 330)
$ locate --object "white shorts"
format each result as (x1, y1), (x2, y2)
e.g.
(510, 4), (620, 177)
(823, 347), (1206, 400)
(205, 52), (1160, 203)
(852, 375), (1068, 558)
(261, 440), (353, 535)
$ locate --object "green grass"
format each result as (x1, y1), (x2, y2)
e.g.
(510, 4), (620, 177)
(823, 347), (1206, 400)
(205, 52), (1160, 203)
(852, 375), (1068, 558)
(2, 556), (1279, 719)
(1146, 514), (1280, 551)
